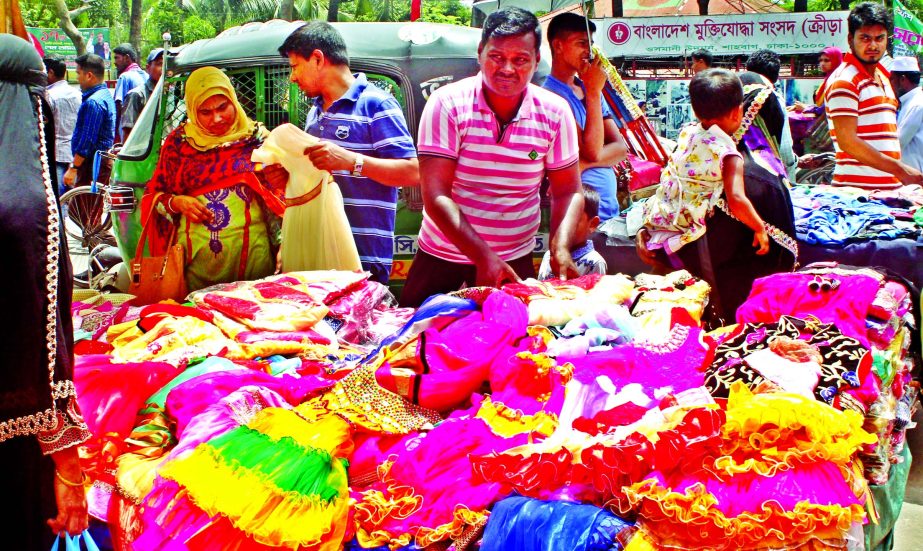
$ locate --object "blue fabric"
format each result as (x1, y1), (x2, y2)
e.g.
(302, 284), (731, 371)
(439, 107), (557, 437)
(71, 83), (115, 160)
(542, 75), (620, 220)
(481, 496), (632, 551)
(791, 187), (914, 246)
(343, 540), (422, 551)
(538, 239), (607, 280)
(304, 73), (417, 284)
(113, 66), (147, 104)
(365, 294), (477, 361)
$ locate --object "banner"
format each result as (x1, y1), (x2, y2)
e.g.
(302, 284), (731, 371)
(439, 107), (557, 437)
(894, 0), (923, 57)
(26, 27), (111, 69)
(597, 11), (849, 58)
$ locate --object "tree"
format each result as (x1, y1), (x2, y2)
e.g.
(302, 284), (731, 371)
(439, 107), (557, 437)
(611, 0), (622, 17)
(182, 14), (216, 41)
(52, 0), (93, 55)
(413, 0), (470, 25)
(130, 0), (142, 51)
(327, 0), (342, 22)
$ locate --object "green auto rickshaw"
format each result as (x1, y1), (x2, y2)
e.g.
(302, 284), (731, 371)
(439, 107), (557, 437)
(111, 19), (550, 296)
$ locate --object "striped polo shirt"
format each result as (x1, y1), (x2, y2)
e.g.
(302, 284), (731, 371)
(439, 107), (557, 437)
(416, 74), (579, 263)
(825, 54), (902, 189)
(305, 73), (417, 284)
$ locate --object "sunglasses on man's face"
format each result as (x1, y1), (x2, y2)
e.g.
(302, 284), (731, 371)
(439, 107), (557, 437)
(808, 275), (840, 292)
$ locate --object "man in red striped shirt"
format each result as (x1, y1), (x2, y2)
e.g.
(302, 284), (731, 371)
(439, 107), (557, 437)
(400, 7), (584, 307)
(825, 2), (923, 190)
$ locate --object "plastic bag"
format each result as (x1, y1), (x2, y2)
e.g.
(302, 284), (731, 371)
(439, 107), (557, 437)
(50, 530), (100, 551)
(251, 123), (362, 273)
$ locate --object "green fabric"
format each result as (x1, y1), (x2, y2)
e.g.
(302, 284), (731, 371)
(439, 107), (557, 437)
(914, 207), (923, 228)
(145, 357), (239, 409)
(865, 445), (912, 551)
(183, 184), (275, 292)
(872, 351), (898, 389)
(206, 426), (347, 501)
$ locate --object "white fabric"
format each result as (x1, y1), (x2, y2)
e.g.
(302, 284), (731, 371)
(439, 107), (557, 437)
(251, 123), (362, 273)
(898, 87), (923, 172)
(46, 80), (81, 164)
(775, 88), (798, 182)
(891, 56), (921, 73)
(744, 347), (821, 398)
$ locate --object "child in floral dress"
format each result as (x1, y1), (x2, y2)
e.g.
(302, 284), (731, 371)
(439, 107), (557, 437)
(643, 69), (769, 261)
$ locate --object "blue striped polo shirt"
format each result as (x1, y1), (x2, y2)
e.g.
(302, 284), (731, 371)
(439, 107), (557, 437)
(304, 73), (417, 284)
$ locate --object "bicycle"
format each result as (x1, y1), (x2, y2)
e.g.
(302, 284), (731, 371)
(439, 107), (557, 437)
(59, 149), (136, 289)
(59, 149), (132, 250)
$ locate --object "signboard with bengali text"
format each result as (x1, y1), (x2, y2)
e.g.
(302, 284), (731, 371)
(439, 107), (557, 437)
(894, 0), (923, 57)
(26, 27), (111, 70)
(597, 11), (849, 58)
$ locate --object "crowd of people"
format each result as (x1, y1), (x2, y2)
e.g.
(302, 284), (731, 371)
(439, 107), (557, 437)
(2, 0), (922, 546)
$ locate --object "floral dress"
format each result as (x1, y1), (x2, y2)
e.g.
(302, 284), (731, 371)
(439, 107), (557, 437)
(643, 123), (742, 254)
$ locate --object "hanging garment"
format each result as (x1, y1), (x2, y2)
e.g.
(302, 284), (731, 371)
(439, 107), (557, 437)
(252, 123), (362, 273)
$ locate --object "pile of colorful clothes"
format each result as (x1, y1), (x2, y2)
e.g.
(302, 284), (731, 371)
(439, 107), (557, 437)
(792, 185), (923, 246)
(69, 267), (917, 550)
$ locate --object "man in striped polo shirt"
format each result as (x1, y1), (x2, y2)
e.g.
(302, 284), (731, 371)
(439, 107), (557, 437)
(280, 22), (420, 284)
(399, 7), (584, 307)
(825, 2), (923, 190)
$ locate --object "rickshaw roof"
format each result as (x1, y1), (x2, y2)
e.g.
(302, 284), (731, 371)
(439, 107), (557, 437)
(170, 20), (485, 73)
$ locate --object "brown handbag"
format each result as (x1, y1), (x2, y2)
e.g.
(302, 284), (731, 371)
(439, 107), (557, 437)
(129, 193), (188, 304)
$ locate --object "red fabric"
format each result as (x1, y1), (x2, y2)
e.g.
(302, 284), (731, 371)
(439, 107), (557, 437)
(628, 153), (662, 192)
(411, 0), (422, 20)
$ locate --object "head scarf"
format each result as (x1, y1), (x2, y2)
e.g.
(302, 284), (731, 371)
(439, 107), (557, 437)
(814, 47), (845, 106)
(821, 47), (844, 74)
(183, 67), (257, 151)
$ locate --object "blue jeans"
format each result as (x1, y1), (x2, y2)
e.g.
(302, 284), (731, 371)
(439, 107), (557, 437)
(55, 162), (69, 195)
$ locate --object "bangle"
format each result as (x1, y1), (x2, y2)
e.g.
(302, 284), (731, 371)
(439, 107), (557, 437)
(166, 195), (177, 213)
(55, 469), (89, 488)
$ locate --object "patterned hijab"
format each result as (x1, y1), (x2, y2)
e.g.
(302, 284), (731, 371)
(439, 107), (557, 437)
(183, 67), (258, 151)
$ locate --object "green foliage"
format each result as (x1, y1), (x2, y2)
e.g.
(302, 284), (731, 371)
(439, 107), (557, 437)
(144, 0), (185, 52)
(417, 0), (471, 26)
(183, 15), (217, 42)
(25, 0), (474, 55)
(22, 0), (59, 27)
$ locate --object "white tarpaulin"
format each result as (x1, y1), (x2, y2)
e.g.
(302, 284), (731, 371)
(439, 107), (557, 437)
(597, 11), (850, 58)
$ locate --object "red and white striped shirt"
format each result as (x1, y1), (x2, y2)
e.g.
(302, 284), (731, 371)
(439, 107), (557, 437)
(416, 74), (579, 263)
(826, 53), (902, 189)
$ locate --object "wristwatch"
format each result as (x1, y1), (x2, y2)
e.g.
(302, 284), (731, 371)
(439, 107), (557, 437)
(351, 154), (364, 176)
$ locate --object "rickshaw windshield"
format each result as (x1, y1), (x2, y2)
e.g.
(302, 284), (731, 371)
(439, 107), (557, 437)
(120, 77), (164, 160)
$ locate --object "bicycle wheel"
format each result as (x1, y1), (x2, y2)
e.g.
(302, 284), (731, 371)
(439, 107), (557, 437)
(60, 186), (113, 249)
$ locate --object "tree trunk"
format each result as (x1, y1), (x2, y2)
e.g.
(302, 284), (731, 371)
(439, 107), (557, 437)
(697, 0), (709, 15)
(611, 0), (623, 17)
(129, 0), (143, 53)
(328, 0), (341, 22)
(794, 0), (808, 12)
(52, 0), (91, 56)
(280, 0), (295, 20)
(839, 0), (851, 9)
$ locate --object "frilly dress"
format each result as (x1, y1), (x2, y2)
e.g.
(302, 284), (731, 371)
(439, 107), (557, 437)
(623, 383), (875, 550)
(353, 322), (574, 549)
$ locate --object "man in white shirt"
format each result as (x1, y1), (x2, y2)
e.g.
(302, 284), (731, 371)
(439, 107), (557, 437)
(890, 56), (923, 172)
(42, 56), (82, 192)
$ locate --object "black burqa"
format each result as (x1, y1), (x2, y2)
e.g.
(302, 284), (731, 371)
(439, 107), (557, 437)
(0, 34), (76, 548)
(675, 72), (797, 322)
